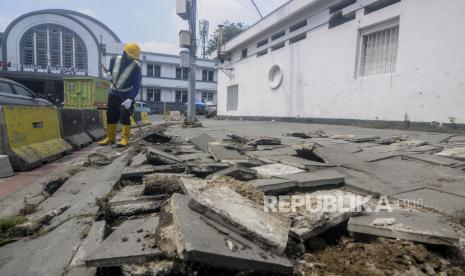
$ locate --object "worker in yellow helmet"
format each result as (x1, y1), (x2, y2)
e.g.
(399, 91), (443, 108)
(98, 43), (142, 147)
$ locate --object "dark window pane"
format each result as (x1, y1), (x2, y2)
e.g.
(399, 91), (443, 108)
(147, 65), (154, 77)
(154, 65), (161, 77)
(202, 70), (208, 81)
(0, 83), (14, 94)
(13, 85), (34, 97)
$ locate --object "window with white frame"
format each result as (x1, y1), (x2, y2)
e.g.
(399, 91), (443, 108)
(202, 69), (214, 81)
(176, 67), (188, 80)
(147, 64), (161, 77)
(227, 85), (238, 111)
(202, 92), (214, 102)
(21, 24), (87, 69)
(175, 90), (188, 103)
(358, 22), (399, 77)
(147, 88), (161, 102)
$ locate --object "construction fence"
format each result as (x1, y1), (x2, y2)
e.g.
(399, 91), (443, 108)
(0, 106), (151, 171)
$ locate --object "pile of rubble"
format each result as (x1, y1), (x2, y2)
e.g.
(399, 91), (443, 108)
(51, 128), (465, 275)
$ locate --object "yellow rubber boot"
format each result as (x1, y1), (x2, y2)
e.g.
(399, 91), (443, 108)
(98, 124), (117, 146)
(117, 125), (131, 147)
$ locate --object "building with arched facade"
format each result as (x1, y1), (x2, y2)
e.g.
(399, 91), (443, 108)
(0, 9), (217, 110)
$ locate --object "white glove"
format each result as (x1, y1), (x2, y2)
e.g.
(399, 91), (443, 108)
(121, 99), (133, 110)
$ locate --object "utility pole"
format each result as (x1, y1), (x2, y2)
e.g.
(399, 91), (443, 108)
(187, 0), (197, 124)
(199, 20), (209, 59)
(177, 0), (197, 124)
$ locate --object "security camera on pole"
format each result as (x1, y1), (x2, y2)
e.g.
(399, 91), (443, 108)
(176, 0), (197, 124)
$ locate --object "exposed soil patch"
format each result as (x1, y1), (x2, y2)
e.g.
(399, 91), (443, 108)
(296, 237), (465, 276)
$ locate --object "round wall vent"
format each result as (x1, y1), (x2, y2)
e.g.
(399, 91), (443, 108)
(268, 64), (283, 89)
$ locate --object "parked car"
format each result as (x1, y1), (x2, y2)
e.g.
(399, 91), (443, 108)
(134, 101), (151, 113)
(0, 77), (53, 107)
(205, 102), (217, 113)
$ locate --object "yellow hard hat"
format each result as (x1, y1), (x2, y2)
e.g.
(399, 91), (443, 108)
(124, 43), (141, 60)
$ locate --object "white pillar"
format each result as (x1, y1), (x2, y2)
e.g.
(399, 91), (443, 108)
(72, 37), (76, 68)
(33, 32), (37, 65)
(60, 31), (63, 67)
(46, 28), (50, 66)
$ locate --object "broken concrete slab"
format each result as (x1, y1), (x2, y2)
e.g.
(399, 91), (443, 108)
(255, 144), (287, 151)
(253, 163), (304, 178)
(189, 186), (289, 255)
(345, 135), (380, 143)
(226, 133), (249, 143)
(14, 205), (70, 235)
(393, 188), (465, 216)
(247, 147), (297, 158)
(259, 155), (334, 170)
(186, 162), (231, 175)
(177, 152), (211, 162)
(0, 155), (14, 178)
(337, 167), (393, 196)
(122, 165), (155, 179)
(130, 152), (148, 167)
(227, 158), (265, 168)
(110, 201), (162, 217)
(313, 145), (373, 172)
(0, 217), (90, 276)
(190, 133), (215, 152)
(86, 217), (162, 267)
(401, 145), (442, 154)
(277, 170), (345, 189)
(146, 147), (182, 165)
(393, 140), (428, 148)
(404, 154), (460, 166)
(177, 177), (208, 196)
(121, 164), (187, 180)
(171, 194), (293, 274)
(208, 144), (244, 162)
(289, 190), (363, 241)
(205, 166), (257, 181)
(435, 147), (465, 161)
(109, 185), (166, 207)
(246, 137), (282, 146)
(348, 210), (459, 246)
(69, 221), (107, 268)
(248, 178), (298, 194)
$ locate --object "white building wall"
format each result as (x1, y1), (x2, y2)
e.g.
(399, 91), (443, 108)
(218, 0), (465, 124)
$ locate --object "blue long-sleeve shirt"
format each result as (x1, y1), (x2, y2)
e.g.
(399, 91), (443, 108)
(108, 56), (141, 100)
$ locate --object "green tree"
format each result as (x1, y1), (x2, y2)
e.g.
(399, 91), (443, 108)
(206, 21), (248, 55)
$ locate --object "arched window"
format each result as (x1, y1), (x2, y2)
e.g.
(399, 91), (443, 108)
(20, 24), (87, 70)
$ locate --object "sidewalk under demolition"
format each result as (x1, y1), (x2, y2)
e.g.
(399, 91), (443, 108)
(1, 120), (465, 275)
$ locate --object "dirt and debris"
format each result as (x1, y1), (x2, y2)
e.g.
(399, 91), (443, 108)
(143, 174), (181, 196)
(85, 153), (112, 167)
(13, 204), (69, 236)
(295, 237), (465, 276)
(0, 215), (27, 246)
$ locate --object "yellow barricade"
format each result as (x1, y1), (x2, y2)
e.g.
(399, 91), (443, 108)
(0, 106), (73, 171)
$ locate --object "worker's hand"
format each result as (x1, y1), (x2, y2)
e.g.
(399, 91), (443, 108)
(121, 99), (133, 110)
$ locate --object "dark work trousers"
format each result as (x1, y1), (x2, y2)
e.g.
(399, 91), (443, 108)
(107, 93), (134, 126)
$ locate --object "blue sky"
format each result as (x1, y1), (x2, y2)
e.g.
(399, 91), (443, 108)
(0, 0), (288, 54)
